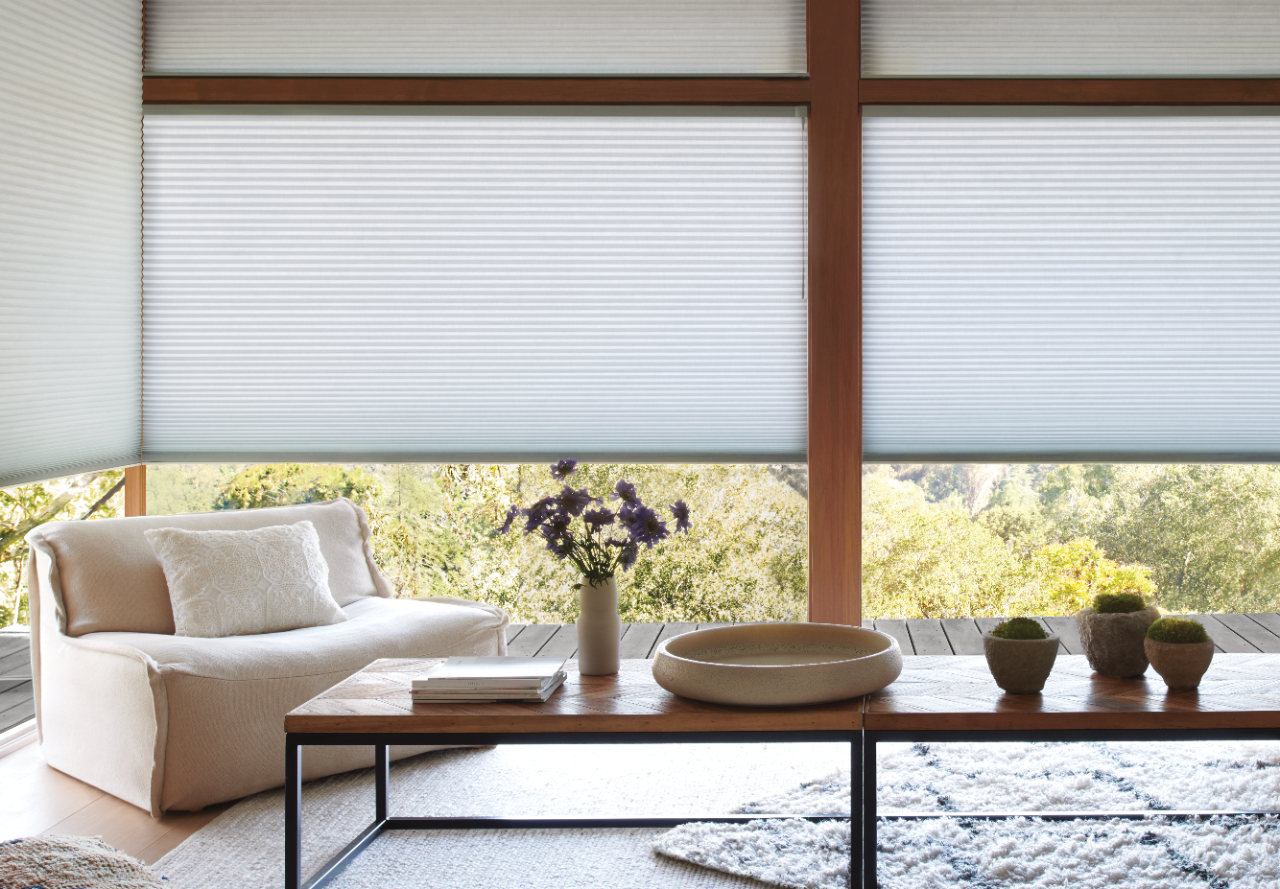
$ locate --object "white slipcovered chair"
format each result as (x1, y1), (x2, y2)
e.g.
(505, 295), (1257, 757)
(25, 497), (508, 815)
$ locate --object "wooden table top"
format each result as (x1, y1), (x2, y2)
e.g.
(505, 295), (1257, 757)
(866, 654), (1280, 732)
(286, 658), (863, 735)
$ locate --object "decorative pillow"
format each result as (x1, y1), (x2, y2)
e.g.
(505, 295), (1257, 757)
(144, 520), (348, 637)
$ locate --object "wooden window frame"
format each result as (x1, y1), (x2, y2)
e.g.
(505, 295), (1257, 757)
(132, 0), (1280, 622)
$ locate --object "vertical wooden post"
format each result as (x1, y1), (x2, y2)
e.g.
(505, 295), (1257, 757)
(124, 465), (147, 517)
(807, 0), (862, 625)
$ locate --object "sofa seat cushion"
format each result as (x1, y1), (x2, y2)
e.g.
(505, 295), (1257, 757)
(87, 596), (506, 681)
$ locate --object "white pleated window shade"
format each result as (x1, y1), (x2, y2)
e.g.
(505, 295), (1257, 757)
(145, 1), (806, 75)
(141, 110), (807, 463)
(0, 0), (141, 488)
(863, 1), (1280, 77)
(863, 109), (1280, 463)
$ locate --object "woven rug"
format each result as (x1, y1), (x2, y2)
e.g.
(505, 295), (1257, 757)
(1, 835), (167, 888)
(154, 740), (1280, 889)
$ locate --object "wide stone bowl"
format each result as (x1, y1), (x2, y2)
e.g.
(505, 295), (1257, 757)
(651, 622), (903, 707)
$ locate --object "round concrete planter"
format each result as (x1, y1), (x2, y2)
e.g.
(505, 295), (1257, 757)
(1076, 605), (1161, 678)
(1145, 637), (1215, 690)
(982, 634), (1059, 694)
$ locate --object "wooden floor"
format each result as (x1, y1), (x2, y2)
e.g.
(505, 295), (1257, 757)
(3, 612), (1279, 861)
(508, 612), (1280, 659)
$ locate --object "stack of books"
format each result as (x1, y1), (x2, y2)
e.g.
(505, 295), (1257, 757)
(411, 656), (568, 703)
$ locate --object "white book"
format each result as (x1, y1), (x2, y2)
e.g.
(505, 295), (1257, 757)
(418, 672), (565, 692)
(412, 656), (567, 690)
(412, 673), (566, 703)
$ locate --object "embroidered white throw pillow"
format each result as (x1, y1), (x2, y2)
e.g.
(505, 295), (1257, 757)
(144, 521), (348, 637)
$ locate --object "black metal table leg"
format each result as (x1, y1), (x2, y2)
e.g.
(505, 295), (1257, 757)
(375, 744), (389, 821)
(850, 731), (864, 889)
(863, 734), (877, 889)
(285, 736), (302, 889)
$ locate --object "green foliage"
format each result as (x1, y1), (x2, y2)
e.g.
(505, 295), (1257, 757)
(990, 617), (1048, 640)
(215, 463), (381, 510)
(1093, 592), (1147, 614)
(1029, 539), (1157, 616)
(1147, 616), (1209, 644)
(146, 464), (236, 515)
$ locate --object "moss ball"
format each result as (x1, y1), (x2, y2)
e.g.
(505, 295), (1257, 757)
(990, 617), (1048, 640)
(1147, 617), (1210, 644)
(1093, 592), (1147, 614)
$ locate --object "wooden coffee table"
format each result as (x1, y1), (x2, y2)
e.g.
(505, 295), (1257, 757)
(862, 653), (1280, 888)
(285, 657), (863, 889)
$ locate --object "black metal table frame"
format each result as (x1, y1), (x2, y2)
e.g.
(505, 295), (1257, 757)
(862, 727), (1280, 889)
(285, 730), (863, 889)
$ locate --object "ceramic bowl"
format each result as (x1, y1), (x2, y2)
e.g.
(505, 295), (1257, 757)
(651, 622), (902, 707)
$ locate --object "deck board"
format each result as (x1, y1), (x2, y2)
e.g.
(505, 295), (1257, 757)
(939, 619), (985, 656)
(1212, 612), (1280, 653)
(1187, 614), (1257, 653)
(906, 620), (953, 656)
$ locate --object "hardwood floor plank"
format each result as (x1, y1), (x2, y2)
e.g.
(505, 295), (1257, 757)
(1214, 613), (1280, 653)
(0, 744), (106, 841)
(906, 620), (953, 655)
(0, 647), (33, 679)
(1039, 615), (1083, 655)
(533, 624), (579, 658)
(939, 619), (984, 656)
(133, 806), (232, 865)
(1243, 614), (1280, 650)
(1187, 614), (1257, 653)
(44, 794), (173, 859)
(618, 622), (663, 659)
(651, 622), (697, 655)
(503, 624), (558, 656)
(871, 619), (914, 655)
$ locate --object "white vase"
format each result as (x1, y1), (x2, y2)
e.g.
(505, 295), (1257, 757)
(576, 575), (622, 676)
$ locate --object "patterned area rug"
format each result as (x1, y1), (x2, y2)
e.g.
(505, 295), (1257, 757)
(1, 835), (166, 888)
(656, 740), (1280, 889)
(152, 741), (1280, 889)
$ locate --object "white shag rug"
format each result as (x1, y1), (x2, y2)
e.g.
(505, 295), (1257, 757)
(154, 741), (1280, 889)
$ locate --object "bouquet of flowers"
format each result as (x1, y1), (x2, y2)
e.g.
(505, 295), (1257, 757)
(498, 459), (690, 584)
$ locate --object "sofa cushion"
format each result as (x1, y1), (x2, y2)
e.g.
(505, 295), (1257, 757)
(146, 521), (348, 637)
(29, 498), (390, 637)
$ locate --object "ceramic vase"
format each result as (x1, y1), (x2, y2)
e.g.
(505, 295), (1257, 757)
(1076, 605), (1161, 678)
(1144, 637), (1215, 690)
(576, 575), (622, 675)
(982, 634), (1060, 694)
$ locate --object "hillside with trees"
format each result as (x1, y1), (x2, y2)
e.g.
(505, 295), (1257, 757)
(5, 461), (1280, 626)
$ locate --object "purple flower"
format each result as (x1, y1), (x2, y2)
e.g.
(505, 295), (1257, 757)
(618, 541), (639, 571)
(545, 535), (574, 559)
(498, 504), (520, 534)
(550, 459), (578, 480)
(623, 504), (669, 549)
(669, 500), (691, 533)
(583, 507), (616, 533)
(543, 512), (571, 535)
(524, 496), (556, 533)
(558, 485), (592, 517)
(611, 479), (639, 505)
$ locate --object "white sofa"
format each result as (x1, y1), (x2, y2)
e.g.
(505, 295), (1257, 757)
(25, 497), (508, 815)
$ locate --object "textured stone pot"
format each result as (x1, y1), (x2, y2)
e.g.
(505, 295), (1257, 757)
(1145, 637), (1215, 690)
(1076, 605), (1161, 678)
(983, 634), (1060, 694)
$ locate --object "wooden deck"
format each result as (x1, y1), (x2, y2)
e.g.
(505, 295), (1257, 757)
(1, 612), (1279, 735)
(508, 613), (1280, 659)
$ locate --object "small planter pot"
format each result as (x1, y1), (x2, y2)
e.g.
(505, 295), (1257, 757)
(1076, 605), (1161, 678)
(576, 575), (622, 675)
(1145, 637), (1215, 690)
(983, 634), (1060, 694)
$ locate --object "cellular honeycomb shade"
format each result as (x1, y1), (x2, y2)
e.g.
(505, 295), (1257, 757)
(0, 0), (142, 488)
(145, 0), (806, 76)
(141, 109), (807, 463)
(862, 108), (1280, 463)
(863, 0), (1280, 77)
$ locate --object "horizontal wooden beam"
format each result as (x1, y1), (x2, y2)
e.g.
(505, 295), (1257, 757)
(143, 76), (811, 106)
(860, 78), (1280, 105)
